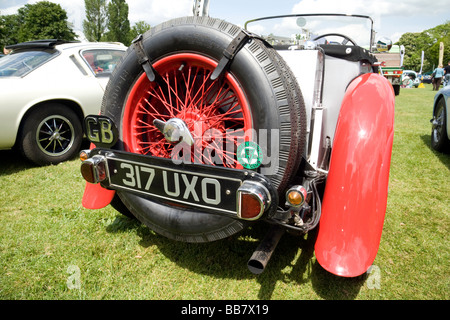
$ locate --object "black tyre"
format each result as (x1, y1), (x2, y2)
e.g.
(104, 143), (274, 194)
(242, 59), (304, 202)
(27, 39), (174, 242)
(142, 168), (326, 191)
(110, 194), (136, 219)
(393, 84), (400, 96)
(20, 103), (82, 166)
(431, 98), (450, 152)
(102, 16), (306, 242)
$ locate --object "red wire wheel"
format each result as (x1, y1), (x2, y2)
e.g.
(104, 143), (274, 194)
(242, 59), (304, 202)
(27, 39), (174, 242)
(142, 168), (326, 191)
(122, 53), (252, 168)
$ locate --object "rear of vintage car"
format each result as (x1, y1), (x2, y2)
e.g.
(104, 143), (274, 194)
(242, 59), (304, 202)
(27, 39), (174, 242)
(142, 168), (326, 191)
(79, 13), (395, 277)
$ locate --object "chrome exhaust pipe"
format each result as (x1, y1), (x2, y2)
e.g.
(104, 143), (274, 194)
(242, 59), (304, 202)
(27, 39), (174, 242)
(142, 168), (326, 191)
(247, 225), (285, 274)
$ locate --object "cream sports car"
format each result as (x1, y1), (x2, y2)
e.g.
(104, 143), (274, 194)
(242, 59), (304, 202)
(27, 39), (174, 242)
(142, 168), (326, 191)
(0, 39), (126, 165)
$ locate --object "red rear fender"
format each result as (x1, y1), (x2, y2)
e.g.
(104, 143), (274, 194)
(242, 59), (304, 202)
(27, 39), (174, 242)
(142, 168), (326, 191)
(315, 73), (395, 277)
(81, 143), (115, 209)
(82, 182), (115, 209)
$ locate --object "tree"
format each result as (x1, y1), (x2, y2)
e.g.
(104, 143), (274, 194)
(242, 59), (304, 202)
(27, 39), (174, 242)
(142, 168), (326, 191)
(397, 21), (450, 72)
(16, 1), (76, 42)
(105, 0), (131, 45)
(83, 0), (108, 42)
(1, 14), (21, 48)
(130, 21), (151, 41)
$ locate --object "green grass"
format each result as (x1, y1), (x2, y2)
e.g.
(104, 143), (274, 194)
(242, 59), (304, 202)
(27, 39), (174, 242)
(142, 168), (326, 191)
(0, 84), (448, 300)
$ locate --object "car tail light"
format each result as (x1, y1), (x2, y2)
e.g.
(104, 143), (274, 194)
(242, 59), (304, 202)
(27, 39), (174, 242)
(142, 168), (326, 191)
(237, 181), (271, 220)
(79, 149), (91, 161)
(80, 155), (107, 184)
(286, 185), (308, 207)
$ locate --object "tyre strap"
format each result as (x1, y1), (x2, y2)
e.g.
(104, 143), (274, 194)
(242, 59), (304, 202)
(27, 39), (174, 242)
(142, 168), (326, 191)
(211, 29), (254, 81)
(132, 34), (160, 83)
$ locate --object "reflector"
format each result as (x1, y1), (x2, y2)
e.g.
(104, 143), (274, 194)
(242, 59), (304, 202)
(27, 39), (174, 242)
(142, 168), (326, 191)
(237, 181), (271, 220)
(240, 193), (262, 219)
(81, 160), (96, 183)
(80, 155), (106, 184)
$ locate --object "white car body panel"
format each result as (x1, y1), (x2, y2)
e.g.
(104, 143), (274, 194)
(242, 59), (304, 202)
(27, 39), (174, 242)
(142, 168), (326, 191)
(278, 49), (362, 156)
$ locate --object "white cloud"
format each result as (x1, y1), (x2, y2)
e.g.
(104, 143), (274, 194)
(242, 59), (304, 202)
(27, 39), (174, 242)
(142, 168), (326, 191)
(292, 0), (449, 17)
(130, 0), (192, 26)
(291, 0), (449, 42)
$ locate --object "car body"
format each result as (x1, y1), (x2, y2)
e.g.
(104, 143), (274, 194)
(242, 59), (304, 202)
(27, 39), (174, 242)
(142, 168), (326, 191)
(431, 85), (450, 152)
(79, 11), (395, 278)
(422, 73), (433, 84)
(0, 39), (126, 165)
(402, 70), (420, 88)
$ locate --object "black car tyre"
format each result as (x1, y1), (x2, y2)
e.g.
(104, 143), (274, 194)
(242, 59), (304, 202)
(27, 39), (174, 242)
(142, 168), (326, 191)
(431, 98), (450, 152)
(20, 103), (82, 166)
(101, 16), (306, 242)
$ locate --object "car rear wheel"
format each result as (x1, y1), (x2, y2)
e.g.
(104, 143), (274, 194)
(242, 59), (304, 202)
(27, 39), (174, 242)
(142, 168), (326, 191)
(431, 98), (450, 152)
(101, 16), (306, 242)
(20, 103), (82, 166)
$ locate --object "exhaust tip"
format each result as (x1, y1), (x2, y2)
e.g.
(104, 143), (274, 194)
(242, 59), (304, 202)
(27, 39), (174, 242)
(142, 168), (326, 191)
(246, 225), (286, 275)
(248, 259), (265, 275)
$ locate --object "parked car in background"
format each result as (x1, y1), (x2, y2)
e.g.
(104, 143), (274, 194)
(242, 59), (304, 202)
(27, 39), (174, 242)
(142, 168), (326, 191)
(401, 70), (420, 88)
(0, 39), (126, 165)
(431, 85), (450, 152)
(422, 73), (433, 84)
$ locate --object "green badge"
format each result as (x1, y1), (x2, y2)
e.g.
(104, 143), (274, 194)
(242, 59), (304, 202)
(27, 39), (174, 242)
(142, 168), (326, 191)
(237, 141), (263, 169)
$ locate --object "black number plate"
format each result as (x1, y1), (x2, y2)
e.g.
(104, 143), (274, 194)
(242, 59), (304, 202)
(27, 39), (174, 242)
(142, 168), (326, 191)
(107, 157), (242, 215)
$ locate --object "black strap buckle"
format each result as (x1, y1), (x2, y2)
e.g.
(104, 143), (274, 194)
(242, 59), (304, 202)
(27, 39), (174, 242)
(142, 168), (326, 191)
(132, 34), (159, 82)
(211, 29), (254, 81)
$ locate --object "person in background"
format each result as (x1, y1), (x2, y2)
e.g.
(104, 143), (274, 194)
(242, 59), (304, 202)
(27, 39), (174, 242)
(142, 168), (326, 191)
(443, 61), (450, 87)
(432, 65), (444, 91)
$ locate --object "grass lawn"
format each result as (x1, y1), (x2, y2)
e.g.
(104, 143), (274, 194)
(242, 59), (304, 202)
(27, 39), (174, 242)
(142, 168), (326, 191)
(0, 83), (448, 300)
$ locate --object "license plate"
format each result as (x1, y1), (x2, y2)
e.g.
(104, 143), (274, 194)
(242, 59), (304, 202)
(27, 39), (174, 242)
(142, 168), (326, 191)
(107, 157), (242, 215)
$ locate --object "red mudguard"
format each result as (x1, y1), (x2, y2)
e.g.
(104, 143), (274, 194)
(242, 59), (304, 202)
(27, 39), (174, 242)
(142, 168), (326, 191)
(315, 73), (395, 277)
(81, 143), (115, 209)
(82, 182), (115, 209)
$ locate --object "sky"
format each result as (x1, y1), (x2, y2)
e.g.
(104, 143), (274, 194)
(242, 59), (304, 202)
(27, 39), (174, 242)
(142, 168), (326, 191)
(0, 0), (449, 43)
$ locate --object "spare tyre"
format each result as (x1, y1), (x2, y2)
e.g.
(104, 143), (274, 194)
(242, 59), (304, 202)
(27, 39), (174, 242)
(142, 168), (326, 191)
(101, 16), (306, 242)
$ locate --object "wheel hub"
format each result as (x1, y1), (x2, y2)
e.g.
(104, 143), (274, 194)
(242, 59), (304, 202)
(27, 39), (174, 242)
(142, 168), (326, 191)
(153, 118), (194, 146)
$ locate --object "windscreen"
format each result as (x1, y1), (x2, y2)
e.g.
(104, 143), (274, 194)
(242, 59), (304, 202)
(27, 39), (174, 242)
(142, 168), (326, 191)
(245, 14), (374, 50)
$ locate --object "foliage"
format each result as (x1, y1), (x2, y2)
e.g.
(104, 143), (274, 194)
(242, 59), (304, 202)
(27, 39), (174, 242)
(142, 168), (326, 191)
(83, 0), (108, 42)
(0, 1), (76, 48)
(0, 14), (21, 49)
(17, 1), (76, 43)
(397, 21), (450, 72)
(105, 0), (131, 45)
(130, 21), (152, 40)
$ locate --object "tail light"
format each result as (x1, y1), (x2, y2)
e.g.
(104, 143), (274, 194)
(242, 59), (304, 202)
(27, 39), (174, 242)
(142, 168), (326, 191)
(237, 181), (271, 220)
(80, 154), (107, 184)
(286, 185), (308, 207)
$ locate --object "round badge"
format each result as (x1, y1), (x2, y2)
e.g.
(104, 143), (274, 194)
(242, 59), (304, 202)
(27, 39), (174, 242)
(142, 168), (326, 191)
(237, 141), (263, 169)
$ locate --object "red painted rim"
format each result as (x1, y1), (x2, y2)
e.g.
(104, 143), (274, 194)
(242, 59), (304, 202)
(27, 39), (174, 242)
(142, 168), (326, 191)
(123, 53), (252, 168)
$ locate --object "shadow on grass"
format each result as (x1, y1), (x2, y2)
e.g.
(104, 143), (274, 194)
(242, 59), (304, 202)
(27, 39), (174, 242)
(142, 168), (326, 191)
(0, 139), (91, 177)
(106, 215), (365, 299)
(0, 149), (33, 176)
(420, 134), (450, 170)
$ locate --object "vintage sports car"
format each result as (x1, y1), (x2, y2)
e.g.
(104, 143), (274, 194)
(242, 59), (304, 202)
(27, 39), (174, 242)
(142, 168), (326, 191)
(431, 85), (450, 153)
(79, 12), (395, 277)
(0, 40), (126, 165)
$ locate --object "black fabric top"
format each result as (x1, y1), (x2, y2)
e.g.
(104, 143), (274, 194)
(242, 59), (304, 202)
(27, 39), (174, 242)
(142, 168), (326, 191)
(6, 39), (79, 50)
